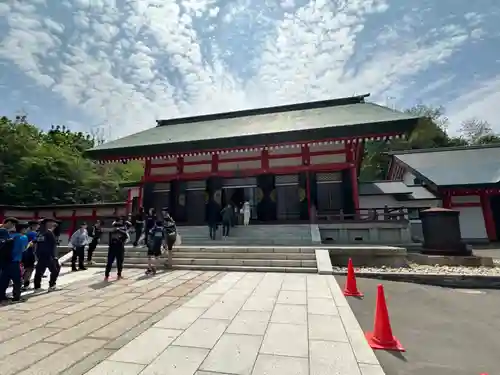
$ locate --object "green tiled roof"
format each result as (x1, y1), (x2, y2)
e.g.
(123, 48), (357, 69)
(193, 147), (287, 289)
(86, 95), (420, 160)
(359, 181), (438, 200)
(393, 144), (500, 187)
(358, 181), (411, 195)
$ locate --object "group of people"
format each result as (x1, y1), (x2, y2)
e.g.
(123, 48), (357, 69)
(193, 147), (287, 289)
(207, 201), (251, 240)
(0, 217), (61, 303)
(0, 206), (179, 303)
(67, 207), (178, 279)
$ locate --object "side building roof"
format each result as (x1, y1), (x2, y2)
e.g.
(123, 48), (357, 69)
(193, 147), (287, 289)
(391, 144), (500, 188)
(86, 94), (420, 161)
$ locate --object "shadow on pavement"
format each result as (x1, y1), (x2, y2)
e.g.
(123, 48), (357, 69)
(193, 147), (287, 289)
(336, 276), (498, 375)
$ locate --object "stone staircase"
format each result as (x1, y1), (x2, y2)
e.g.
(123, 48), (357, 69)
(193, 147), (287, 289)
(176, 224), (313, 246)
(82, 245), (318, 273)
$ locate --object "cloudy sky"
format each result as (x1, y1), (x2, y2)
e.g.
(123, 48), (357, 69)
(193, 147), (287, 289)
(0, 0), (499, 139)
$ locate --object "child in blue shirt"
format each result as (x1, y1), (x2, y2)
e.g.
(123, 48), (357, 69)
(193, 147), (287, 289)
(0, 221), (29, 302)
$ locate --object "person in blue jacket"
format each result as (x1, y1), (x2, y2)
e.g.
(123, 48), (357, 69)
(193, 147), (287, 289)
(0, 221), (29, 303)
(21, 220), (40, 290)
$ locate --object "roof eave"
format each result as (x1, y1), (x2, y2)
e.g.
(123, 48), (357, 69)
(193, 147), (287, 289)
(85, 117), (420, 161)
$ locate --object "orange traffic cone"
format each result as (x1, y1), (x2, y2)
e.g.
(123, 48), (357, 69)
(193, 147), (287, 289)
(365, 284), (405, 351)
(343, 258), (363, 297)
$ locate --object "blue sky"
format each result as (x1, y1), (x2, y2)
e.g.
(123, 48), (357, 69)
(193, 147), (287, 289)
(0, 0), (499, 139)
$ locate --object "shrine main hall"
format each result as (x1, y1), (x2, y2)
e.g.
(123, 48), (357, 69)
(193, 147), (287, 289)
(86, 94), (420, 224)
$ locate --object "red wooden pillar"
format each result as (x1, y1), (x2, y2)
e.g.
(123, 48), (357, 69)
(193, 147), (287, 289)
(140, 159), (152, 208)
(480, 191), (496, 241)
(301, 144), (312, 218)
(346, 140), (360, 214)
(126, 188), (133, 214)
(211, 154), (219, 173)
(442, 190), (452, 209)
(262, 148), (270, 172)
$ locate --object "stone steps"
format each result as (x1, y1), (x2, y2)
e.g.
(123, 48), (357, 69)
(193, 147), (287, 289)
(176, 224), (312, 246)
(171, 265), (318, 273)
(86, 245), (318, 273)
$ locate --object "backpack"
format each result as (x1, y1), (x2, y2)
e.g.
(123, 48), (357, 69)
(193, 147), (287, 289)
(0, 237), (15, 266)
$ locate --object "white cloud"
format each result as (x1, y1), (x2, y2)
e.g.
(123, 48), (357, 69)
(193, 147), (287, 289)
(447, 75), (500, 134)
(0, 0), (496, 140)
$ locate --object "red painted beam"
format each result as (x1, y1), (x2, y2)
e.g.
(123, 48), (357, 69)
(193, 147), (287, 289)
(144, 163), (352, 182)
(450, 202), (481, 208)
(150, 148), (347, 169)
(100, 132), (400, 163)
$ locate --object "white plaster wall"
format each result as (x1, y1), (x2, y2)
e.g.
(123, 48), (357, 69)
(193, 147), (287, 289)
(457, 206), (488, 240)
(359, 195), (440, 209)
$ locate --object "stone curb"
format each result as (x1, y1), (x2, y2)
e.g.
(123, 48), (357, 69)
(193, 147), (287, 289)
(332, 271), (500, 289)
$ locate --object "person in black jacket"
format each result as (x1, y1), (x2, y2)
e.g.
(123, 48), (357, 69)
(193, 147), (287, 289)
(132, 207), (145, 247)
(87, 220), (102, 265)
(104, 220), (130, 281)
(33, 218), (60, 291)
(144, 208), (156, 247)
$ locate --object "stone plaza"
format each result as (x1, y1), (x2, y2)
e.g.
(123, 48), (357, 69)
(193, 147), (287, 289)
(0, 269), (385, 375)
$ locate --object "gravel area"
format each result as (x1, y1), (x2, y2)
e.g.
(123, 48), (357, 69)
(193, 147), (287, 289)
(332, 263), (500, 276)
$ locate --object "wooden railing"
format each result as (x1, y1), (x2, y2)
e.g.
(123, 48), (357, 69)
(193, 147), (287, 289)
(315, 207), (409, 223)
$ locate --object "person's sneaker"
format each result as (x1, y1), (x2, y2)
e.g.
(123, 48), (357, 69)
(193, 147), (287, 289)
(71, 268), (78, 272)
(11, 297), (27, 303)
(79, 267), (87, 271)
(117, 275), (123, 280)
(47, 286), (57, 292)
(104, 276), (109, 282)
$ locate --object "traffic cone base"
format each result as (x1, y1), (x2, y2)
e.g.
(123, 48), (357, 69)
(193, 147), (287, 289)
(365, 331), (405, 352)
(343, 289), (363, 297)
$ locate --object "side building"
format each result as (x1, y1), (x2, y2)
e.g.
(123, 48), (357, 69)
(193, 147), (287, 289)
(387, 144), (500, 242)
(85, 94), (421, 226)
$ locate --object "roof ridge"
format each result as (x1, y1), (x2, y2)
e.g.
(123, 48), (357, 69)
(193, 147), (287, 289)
(389, 143), (500, 155)
(156, 94), (371, 127)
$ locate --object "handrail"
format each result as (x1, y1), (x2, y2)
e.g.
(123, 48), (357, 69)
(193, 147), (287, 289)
(316, 207), (409, 223)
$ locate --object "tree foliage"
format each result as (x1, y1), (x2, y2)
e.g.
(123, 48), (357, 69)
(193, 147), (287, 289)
(359, 105), (499, 181)
(0, 116), (143, 206)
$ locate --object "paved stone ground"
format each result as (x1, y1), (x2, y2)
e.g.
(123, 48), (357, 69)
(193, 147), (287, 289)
(337, 276), (499, 375)
(0, 269), (383, 375)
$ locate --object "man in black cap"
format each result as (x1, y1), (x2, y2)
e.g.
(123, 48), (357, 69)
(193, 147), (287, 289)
(0, 221), (29, 302)
(104, 219), (130, 281)
(33, 218), (60, 291)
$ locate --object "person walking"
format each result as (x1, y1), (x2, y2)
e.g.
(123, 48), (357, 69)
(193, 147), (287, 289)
(146, 220), (164, 275)
(144, 208), (156, 247)
(104, 220), (130, 281)
(242, 201), (251, 226)
(21, 220), (40, 290)
(33, 218), (60, 292)
(162, 211), (177, 268)
(221, 204), (232, 239)
(207, 203), (219, 240)
(69, 223), (89, 271)
(87, 220), (102, 265)
(0, 221), (28, 303)
(0, 217), (18, 278)
(132, 208), (145, 247)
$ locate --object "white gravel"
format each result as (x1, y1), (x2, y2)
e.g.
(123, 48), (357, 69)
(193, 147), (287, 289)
(332, 263), (500, 276)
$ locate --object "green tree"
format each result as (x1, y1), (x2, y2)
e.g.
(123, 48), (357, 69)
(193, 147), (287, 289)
(0, 115), (143, 206)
